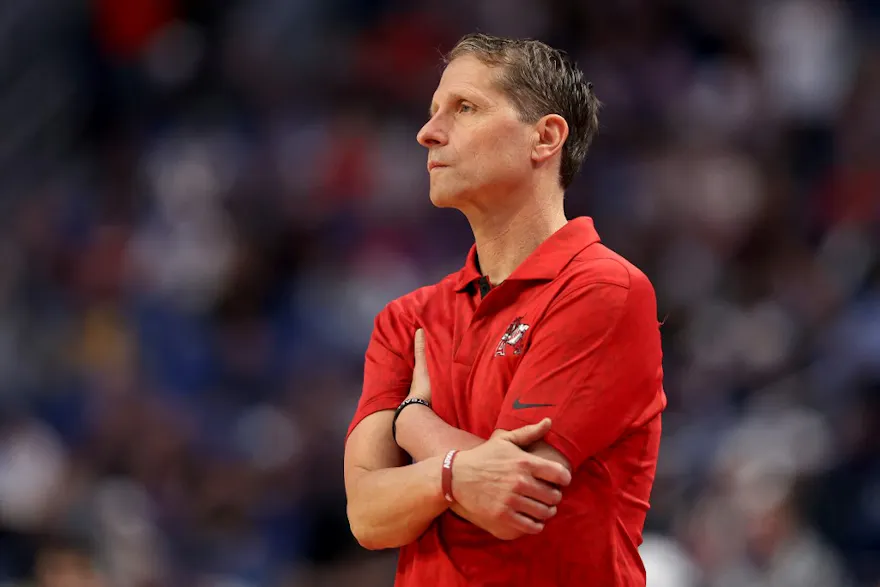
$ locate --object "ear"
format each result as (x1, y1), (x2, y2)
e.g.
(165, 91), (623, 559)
(531, 114), (568, 164)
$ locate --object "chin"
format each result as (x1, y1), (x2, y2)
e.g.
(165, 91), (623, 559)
(428, 186), (466, 209)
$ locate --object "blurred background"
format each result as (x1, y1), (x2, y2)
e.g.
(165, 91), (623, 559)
(0, 0), (878, 586)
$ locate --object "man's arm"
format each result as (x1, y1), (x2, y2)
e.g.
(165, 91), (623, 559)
(393, 328), (485, 461)
(345, 407), (569, 547)
(396, 405), (570, 472)
(395, 407), (568, 534)
(345, 308), (570, 549)
(344, 410), (449, 550)
(527, 441), (571, 470)
(395, 328), (570, 470)
(393, 405), (494, 525)
(394, 403), (483, 461)
(391, 330), (569, 533)
(344, 300), (454, 550)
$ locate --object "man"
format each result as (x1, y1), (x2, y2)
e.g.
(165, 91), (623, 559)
(344, 33), (666, 586)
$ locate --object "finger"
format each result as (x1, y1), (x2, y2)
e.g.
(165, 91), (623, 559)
(526, 457), (572, 487)
(414, 329), (425, 364)
(509, 494), (557, 521)
(516, 478), (563, 507)
(413, 329), (428, 374)
(504, 510), (545, 536)
(503, 418), (551, 447)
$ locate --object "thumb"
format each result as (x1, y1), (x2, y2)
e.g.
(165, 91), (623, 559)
(413, 329), (428, 377)
(502, 418), (552, 447)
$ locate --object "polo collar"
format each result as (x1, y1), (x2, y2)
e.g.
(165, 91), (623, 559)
(453, 216), (601, 292)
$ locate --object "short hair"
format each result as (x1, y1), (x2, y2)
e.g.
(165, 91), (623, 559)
(445, 33), (601, 189)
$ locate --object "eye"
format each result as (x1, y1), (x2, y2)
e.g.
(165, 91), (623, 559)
(457, 102), (474, 114)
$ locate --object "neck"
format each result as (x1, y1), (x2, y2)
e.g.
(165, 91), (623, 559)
(466, 198), (567, 285)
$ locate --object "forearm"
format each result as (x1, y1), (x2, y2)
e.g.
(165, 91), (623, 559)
(395, 404), (484, 461)
(346, 455), (449, 550)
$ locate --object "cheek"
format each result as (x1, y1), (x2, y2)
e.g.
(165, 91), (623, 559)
(469, 127), (528, 175)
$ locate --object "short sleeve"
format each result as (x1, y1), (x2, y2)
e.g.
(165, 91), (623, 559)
(495, 272), (666, 469)
(345, 300), (417, 441)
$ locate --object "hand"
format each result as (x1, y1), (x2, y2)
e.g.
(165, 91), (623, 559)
(450, 418), (572, 540)
(407, 329), (431, 404)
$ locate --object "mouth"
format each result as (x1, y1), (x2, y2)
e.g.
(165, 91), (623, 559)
(427, 162), (448, 171)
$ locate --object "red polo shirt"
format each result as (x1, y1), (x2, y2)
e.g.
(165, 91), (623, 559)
(347, 217), (666, 586)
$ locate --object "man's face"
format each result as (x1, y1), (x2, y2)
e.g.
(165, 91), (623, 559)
(417, 55), (535, 210)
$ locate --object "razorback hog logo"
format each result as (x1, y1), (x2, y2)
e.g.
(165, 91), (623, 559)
(495, 317), (530, 357)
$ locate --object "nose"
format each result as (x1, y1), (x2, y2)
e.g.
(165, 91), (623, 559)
(417, 115), (447, 148)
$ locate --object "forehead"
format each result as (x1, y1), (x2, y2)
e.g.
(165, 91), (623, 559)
(432, 55), (506, 104)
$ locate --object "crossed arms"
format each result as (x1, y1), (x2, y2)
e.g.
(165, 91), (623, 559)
(344, 330), (572, 550)
(344, 274), (664, 550)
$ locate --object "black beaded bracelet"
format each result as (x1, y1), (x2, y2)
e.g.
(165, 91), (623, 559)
(392, 397), (432, 444)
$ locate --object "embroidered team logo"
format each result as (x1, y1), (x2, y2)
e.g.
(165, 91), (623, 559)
(495, 317), (530, 356)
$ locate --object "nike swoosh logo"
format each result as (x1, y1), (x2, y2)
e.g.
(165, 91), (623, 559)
(512, 398), (555, 410)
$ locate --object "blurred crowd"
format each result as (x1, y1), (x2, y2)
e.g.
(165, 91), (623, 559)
(0, 0), (878, 586)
